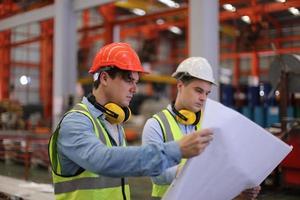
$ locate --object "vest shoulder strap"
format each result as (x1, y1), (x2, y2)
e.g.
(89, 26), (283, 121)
(153, 109), (179, 142)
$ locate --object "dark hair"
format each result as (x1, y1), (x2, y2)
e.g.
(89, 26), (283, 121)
(93, 74), (101, 88)
(93, 66), (135, 89)
(175, 72), (196, 86)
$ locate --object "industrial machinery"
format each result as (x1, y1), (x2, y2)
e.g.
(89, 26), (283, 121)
(269, 54), (300, 187)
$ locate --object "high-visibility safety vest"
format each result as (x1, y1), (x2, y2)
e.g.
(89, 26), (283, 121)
(48, 103), (130, 200)
(151, 109), (201, 199)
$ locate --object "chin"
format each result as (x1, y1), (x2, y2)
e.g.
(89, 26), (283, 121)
(122, 101), (130, 107)
(192, 106), (202, 112)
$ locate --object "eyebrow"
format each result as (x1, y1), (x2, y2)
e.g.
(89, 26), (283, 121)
(195, 86), (211, 94)
(126, 73), (139, 82)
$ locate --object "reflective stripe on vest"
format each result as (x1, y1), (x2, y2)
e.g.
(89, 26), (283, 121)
(54, 176), (128, 194)
(48, 103), (130, 200)
(151, 109), (202, 198)
(155, 111), (174, 142)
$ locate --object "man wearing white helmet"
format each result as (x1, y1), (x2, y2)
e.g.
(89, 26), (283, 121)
(142, 57), (261, 199)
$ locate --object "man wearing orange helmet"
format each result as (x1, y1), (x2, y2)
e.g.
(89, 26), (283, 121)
(48, 43), (213, 200)
(142, 57), (261, 199)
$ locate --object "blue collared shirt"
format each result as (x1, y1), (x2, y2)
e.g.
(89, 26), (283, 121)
(57, 97), (182, 177)
(142, 105), (196, 184)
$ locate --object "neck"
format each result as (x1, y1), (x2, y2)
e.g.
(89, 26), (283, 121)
(174, 99), (183, 111)
(92, 89), (107, 106)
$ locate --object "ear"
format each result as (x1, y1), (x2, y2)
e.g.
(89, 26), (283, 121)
(177, 80), (184, 92)
(99, 72), (109, 86)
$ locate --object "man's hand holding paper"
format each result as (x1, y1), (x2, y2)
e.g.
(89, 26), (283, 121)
(163, 99), (292, 200)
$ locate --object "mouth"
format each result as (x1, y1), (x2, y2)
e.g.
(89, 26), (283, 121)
(127, 96), (133, 101)
(195, 103), (203, 108)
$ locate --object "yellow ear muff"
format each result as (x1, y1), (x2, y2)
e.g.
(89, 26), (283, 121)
(104, 103), (131, 124)
(175, 109), (197, 125)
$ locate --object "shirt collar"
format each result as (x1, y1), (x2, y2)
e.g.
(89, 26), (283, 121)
(82, 96), (105, 120)
(167, 104), (176, 116)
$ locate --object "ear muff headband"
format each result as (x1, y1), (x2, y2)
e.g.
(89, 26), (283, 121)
(172, 104), (201, 125)
(87, 93), (131, 124)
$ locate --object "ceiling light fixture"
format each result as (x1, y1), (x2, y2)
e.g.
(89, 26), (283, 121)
(158, 0), (180, 8)
(168, 26), (182, 35)
(20, 75), (31, 85)
(156, 19), (165, 25)
(132, 8), (146, 16)
(288, 7), (300, 16)
(241, 15), (251, 24)
(223, 4), (236, 12)
(275, 0), (286, 3)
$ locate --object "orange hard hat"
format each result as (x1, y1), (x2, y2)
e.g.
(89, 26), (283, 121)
(89, 42), (146, 74)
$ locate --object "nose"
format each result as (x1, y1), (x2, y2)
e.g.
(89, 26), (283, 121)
(199, 93), (207, 101)
(130, 82), (137, 94)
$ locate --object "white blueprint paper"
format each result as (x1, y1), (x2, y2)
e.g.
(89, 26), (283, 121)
(163, 99), (292, 200)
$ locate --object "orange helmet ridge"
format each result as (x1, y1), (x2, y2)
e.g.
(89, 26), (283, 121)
(89, 42), (146, 74)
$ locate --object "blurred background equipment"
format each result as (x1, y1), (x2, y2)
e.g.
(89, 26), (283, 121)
(269, 54), (300, 94)
(0, 99), (25, 130)
(268, 54), (300, 188)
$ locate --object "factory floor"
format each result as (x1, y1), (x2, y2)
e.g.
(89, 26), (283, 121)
(0, 161), (299, 200)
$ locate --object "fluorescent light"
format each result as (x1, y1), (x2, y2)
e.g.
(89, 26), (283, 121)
(241, 15), (251, 24)
(168, 26), (182, 35)
(158, 0), (180, 8)
(223, 4), (236, 12)
(132, 8), (146, 16)
(288, 7), (300, 16)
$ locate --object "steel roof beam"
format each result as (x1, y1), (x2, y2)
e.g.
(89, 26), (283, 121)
(220, 0), (300, 21)
(0, 5), (54, 31)
(0, 0), (112, 31)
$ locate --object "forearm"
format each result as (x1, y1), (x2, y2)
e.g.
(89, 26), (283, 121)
(61, 138), (181, 177)
(152, 165), (177, 185)
(85, 142), (181, 177)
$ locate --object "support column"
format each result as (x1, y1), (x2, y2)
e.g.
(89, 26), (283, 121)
(0, 30), (11, 100)
(53, 0), (77, 128)
(233, 39), (240, 87)
(79, 10), (91, 71)
(40, 19), (53, 122)
(99, 3), (115, 45)
(250, 51), (260, 86)
(189, 0), (219, 100)
(233, 56), (240, 87)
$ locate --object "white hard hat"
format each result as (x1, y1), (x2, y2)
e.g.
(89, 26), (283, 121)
(172, 57), (216, 84)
